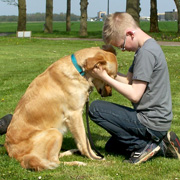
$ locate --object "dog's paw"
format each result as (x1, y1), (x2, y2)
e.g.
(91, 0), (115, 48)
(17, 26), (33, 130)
(63, 161), (87, 166)
(59, 149), (79, 158)
(75, 161), (87, 166)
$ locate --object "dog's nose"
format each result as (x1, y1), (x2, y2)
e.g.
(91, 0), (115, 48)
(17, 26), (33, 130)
(100, 91), (112, 97)
(99, 89), (102, 95)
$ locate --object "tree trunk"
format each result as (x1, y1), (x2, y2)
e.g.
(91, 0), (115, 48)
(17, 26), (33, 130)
(150, 0), (159, 32)
(17, 0), (26, 31)
(66, 0), (71, 32)
(174, 0), (180, 33)
(126, 0), (140, 26)
(44, 0), (53, 33)
(79, 0), (88, 37)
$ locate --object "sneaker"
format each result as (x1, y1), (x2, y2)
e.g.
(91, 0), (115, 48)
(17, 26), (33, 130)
(124, 141), (161, 164)
(163, 131), (180, 159)
(0, 114), (12, 135)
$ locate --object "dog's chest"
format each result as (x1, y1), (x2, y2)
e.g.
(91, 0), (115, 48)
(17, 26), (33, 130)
(58, 123), (67, 135)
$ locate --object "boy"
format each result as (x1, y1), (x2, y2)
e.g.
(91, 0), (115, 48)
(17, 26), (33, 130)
(89, 12), (180, 164)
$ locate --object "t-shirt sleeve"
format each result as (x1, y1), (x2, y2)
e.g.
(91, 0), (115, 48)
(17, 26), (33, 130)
(128, 64), (133, 73)
(132, 50), (156, 83)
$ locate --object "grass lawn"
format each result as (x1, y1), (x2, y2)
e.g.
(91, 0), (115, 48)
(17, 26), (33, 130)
(1, 21), (180, 41)
(0, 37), (180, 180)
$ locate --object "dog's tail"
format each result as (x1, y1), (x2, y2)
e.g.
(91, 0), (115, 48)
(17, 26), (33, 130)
(20, 154), (59, 171)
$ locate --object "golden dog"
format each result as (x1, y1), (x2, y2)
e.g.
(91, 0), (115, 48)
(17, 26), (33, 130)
(5, 46), (118, 171)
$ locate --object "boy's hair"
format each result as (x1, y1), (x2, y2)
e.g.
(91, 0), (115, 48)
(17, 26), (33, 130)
(103, 12), (138, 44)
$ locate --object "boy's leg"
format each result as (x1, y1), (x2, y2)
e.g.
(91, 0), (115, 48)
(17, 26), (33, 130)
(89, 100), (165, 164)
(89, 100), (148, 152)
(163, 131), (180, 159)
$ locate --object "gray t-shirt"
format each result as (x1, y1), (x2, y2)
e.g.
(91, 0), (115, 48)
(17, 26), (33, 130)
(129, 38), (173, 131)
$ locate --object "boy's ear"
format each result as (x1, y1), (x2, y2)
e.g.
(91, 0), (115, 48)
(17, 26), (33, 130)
(126, 30), (135, 37)
(85, 53), (107, 70)
(101, 45), (116, 55)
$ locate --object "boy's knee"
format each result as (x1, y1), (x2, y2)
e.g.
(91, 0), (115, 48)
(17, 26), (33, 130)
(89, 100), (102, 121)
(89, 100), (99, 111)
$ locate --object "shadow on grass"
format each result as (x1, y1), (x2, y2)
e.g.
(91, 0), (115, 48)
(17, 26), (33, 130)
(62, 133), (108, 152)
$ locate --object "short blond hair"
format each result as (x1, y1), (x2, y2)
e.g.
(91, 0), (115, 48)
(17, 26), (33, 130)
(103, 12), (138, 44)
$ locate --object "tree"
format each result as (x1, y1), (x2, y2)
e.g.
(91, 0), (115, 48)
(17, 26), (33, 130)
(44, 0), (53, 33)
(66, 0), (71, 32)
(17, 0), (26, 31)
(79, 0), (88, 37)
(2, 0), (26, 31)
(174, 0), (180, 33)
(150, 0), (159, 32)
(126, 0), (140, 26)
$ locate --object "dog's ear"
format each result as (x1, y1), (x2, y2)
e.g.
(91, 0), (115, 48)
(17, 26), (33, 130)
(85, 53), (107, 70)
(101, 45), (116, 55)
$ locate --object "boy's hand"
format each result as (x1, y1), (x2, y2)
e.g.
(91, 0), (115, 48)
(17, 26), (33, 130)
(89, 66), (109, 81)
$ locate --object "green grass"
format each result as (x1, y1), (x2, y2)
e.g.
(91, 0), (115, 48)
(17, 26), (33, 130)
(0, 37), (180, 179)
(1, 21), (180, 40)
(0, 21), (104, 38)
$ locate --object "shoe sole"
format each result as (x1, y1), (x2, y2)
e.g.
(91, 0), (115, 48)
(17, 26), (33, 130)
(134, 145), (161, 165)
(167, 131), (180, 159)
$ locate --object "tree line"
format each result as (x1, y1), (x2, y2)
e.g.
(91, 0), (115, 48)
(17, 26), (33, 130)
(1, 0), (180, 36)
(0, 13), (80, 22)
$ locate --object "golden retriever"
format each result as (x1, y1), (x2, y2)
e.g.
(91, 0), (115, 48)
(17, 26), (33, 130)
(5, 46), (118, 171)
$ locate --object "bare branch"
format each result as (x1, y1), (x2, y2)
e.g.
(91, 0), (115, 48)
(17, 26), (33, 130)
(1, 0), (18, 6)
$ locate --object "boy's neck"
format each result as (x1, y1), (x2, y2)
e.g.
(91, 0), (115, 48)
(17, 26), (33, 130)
(136, 28), (152, 48)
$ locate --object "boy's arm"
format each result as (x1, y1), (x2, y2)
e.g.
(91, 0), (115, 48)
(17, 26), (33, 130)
(115, 71), (133, 85)
(90, 67), (146, 103)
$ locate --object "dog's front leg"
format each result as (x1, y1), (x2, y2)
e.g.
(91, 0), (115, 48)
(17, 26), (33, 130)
(66, 111), (102, 160)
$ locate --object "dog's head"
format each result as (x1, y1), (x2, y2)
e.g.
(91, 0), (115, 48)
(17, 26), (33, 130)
(85, 46), (118, 97)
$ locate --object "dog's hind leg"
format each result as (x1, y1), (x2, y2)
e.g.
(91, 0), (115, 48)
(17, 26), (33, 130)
(59, 149), (87, 166)
(21, 128), (63, 171)
(66, 111), (103, 160)
(62, 161), (87, 166)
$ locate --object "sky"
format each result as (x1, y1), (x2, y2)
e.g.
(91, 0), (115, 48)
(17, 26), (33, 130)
(0, 0), (177, 18)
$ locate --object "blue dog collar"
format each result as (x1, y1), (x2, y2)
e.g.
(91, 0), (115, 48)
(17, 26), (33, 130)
(71, 54), (85, 76)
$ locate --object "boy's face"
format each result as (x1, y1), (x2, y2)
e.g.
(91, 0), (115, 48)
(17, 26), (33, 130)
(112, 31), (138, 52)
(116, 36), (126, 51)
